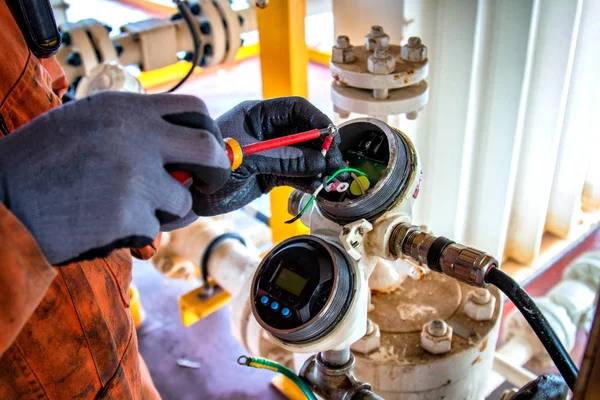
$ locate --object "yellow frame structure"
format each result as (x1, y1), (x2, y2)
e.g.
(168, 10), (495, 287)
(256, 0), (310, 243)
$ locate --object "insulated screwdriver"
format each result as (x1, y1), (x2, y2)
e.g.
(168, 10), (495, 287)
(170, 126), (337, 183)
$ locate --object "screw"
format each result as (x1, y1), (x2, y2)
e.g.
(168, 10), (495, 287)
(66, 52), (82, 67)
(408, 37), (422, 47)
(427, 320), (447, 337)
(406, 111), (418, 120)
(472, 288), (491, 305)
(342, 227), (350, 235)
(255, 0), (268, 8)
(200, 21), (211, 35)
(351, 241), (359, 248)
(366, 319), (375, 335)
(357, 227), (364, 235)
(371, 26), (384, 36)
(114, 43), (123, 57)
(336, 35), (350, 48)
(189, 3), (201, 15)
(61, 31), (71, 46)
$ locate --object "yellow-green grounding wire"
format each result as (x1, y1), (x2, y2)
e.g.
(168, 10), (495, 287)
(237, 355), (317, 400)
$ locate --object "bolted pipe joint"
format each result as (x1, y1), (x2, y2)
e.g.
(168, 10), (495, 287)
(400, 36), (428, 62)
(464, 288), (496, 321)
(421, 320), (453, 354)
(332, 35), (356, 64)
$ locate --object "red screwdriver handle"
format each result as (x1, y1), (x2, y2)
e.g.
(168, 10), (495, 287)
(242, 129), (321, 156)
(170, 128), (324, 183)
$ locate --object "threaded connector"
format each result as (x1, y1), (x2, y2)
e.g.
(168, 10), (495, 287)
(390, 223), (498, 287)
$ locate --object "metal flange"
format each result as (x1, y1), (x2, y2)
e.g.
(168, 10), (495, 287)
(331, 80), (428, 117)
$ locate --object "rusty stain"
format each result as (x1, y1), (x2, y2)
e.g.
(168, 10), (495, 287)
(407, 70), (415, 75)
(471, 356), (482, 366)
(394, 74), (400, 80)
(333, 74), (340, 81)
(479, 338), (489, 352)
(404, 77), (409, 84)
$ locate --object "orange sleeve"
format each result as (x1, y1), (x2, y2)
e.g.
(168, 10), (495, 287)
(0, 203), (56, 356)
(39, 57), (68, 99)
(131, 233), (163, 260)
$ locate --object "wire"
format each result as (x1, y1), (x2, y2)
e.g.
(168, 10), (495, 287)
(485, 267), (579, 391)
(237, 355), (317, 400)
(167, 1), (202, 93)
(285, 168), (368, 224)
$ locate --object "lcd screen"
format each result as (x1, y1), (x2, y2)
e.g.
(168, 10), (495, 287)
(274, 268), (309, 296)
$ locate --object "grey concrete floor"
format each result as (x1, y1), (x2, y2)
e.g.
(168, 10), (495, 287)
(133, 258), (284, 400)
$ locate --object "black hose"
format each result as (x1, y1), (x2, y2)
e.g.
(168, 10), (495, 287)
(485, 267), (578, 391)
(167, 1), (202, 93)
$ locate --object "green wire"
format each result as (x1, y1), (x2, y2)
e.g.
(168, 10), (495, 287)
(238, 356), (317, 400)
(326, 167), (367, 184)
(284, 167), (369, 224)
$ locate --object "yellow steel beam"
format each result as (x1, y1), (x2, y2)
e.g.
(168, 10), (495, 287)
(256, 0), (310, 243)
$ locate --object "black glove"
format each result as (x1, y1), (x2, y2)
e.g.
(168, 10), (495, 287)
(191, 97), (346, 216)
(509, 374), (569, 400)
(0, 92), (229, 265)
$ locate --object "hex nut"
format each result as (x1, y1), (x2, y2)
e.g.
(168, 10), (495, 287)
(332, 46), (356, 64)
(464, 289), (496, 321)
(368, 54), (395, 75)
(400, 36), (428, 62)
(421, 321), (453, 354)
(365, 26), (389, 51)
(333, 105), (350, 119)
(351, 323), (381, 354)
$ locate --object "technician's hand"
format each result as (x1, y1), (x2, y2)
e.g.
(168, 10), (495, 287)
(191, 97), (346, 215)
(0, 92), (230, 265)
(509, 374), (569, 400)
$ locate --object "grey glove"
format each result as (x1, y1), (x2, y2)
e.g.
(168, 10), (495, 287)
(0, 91), (230, 265)
(191, 97), (346, 215)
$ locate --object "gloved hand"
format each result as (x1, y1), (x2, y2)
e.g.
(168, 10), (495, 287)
(509, 374), (569, 400)
(0, 91), (230, 265)
(191, 97), (346, 215)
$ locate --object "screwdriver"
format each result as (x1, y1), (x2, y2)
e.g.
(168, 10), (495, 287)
(170, 126), (336, 183)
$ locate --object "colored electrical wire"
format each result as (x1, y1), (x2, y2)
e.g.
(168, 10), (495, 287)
(285, 168), (368, 224)
(167, 0), (201, 93)
(237, 356), (317, 400)
(485, 267), (579, 391)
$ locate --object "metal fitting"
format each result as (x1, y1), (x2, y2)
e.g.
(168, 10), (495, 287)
(333, 105), (350, 119)
(400, 36), (428, 62)
(367, 45), (395, 75)
(464, 288), (496, 321)
(300, 351), (384, 400)
(332, 35), (356, 64)
(365, 25), (389, 51)
(351, 321), (381, 354)
(390, 223), (498, 287)
(421, 320), (452, 354)
(288, 190), (305, 216)
(255, 0), (268, 8)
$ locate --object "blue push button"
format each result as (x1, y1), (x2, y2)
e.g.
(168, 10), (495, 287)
(281, 308), (291, 317)
(271, 302), (280, 311)
(260, 296), (269, 305)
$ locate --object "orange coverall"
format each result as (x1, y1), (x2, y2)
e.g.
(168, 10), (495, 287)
(0, 2), (161, 398)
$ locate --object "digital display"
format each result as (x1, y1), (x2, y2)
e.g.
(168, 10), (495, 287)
(274, 268), (309, 296)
